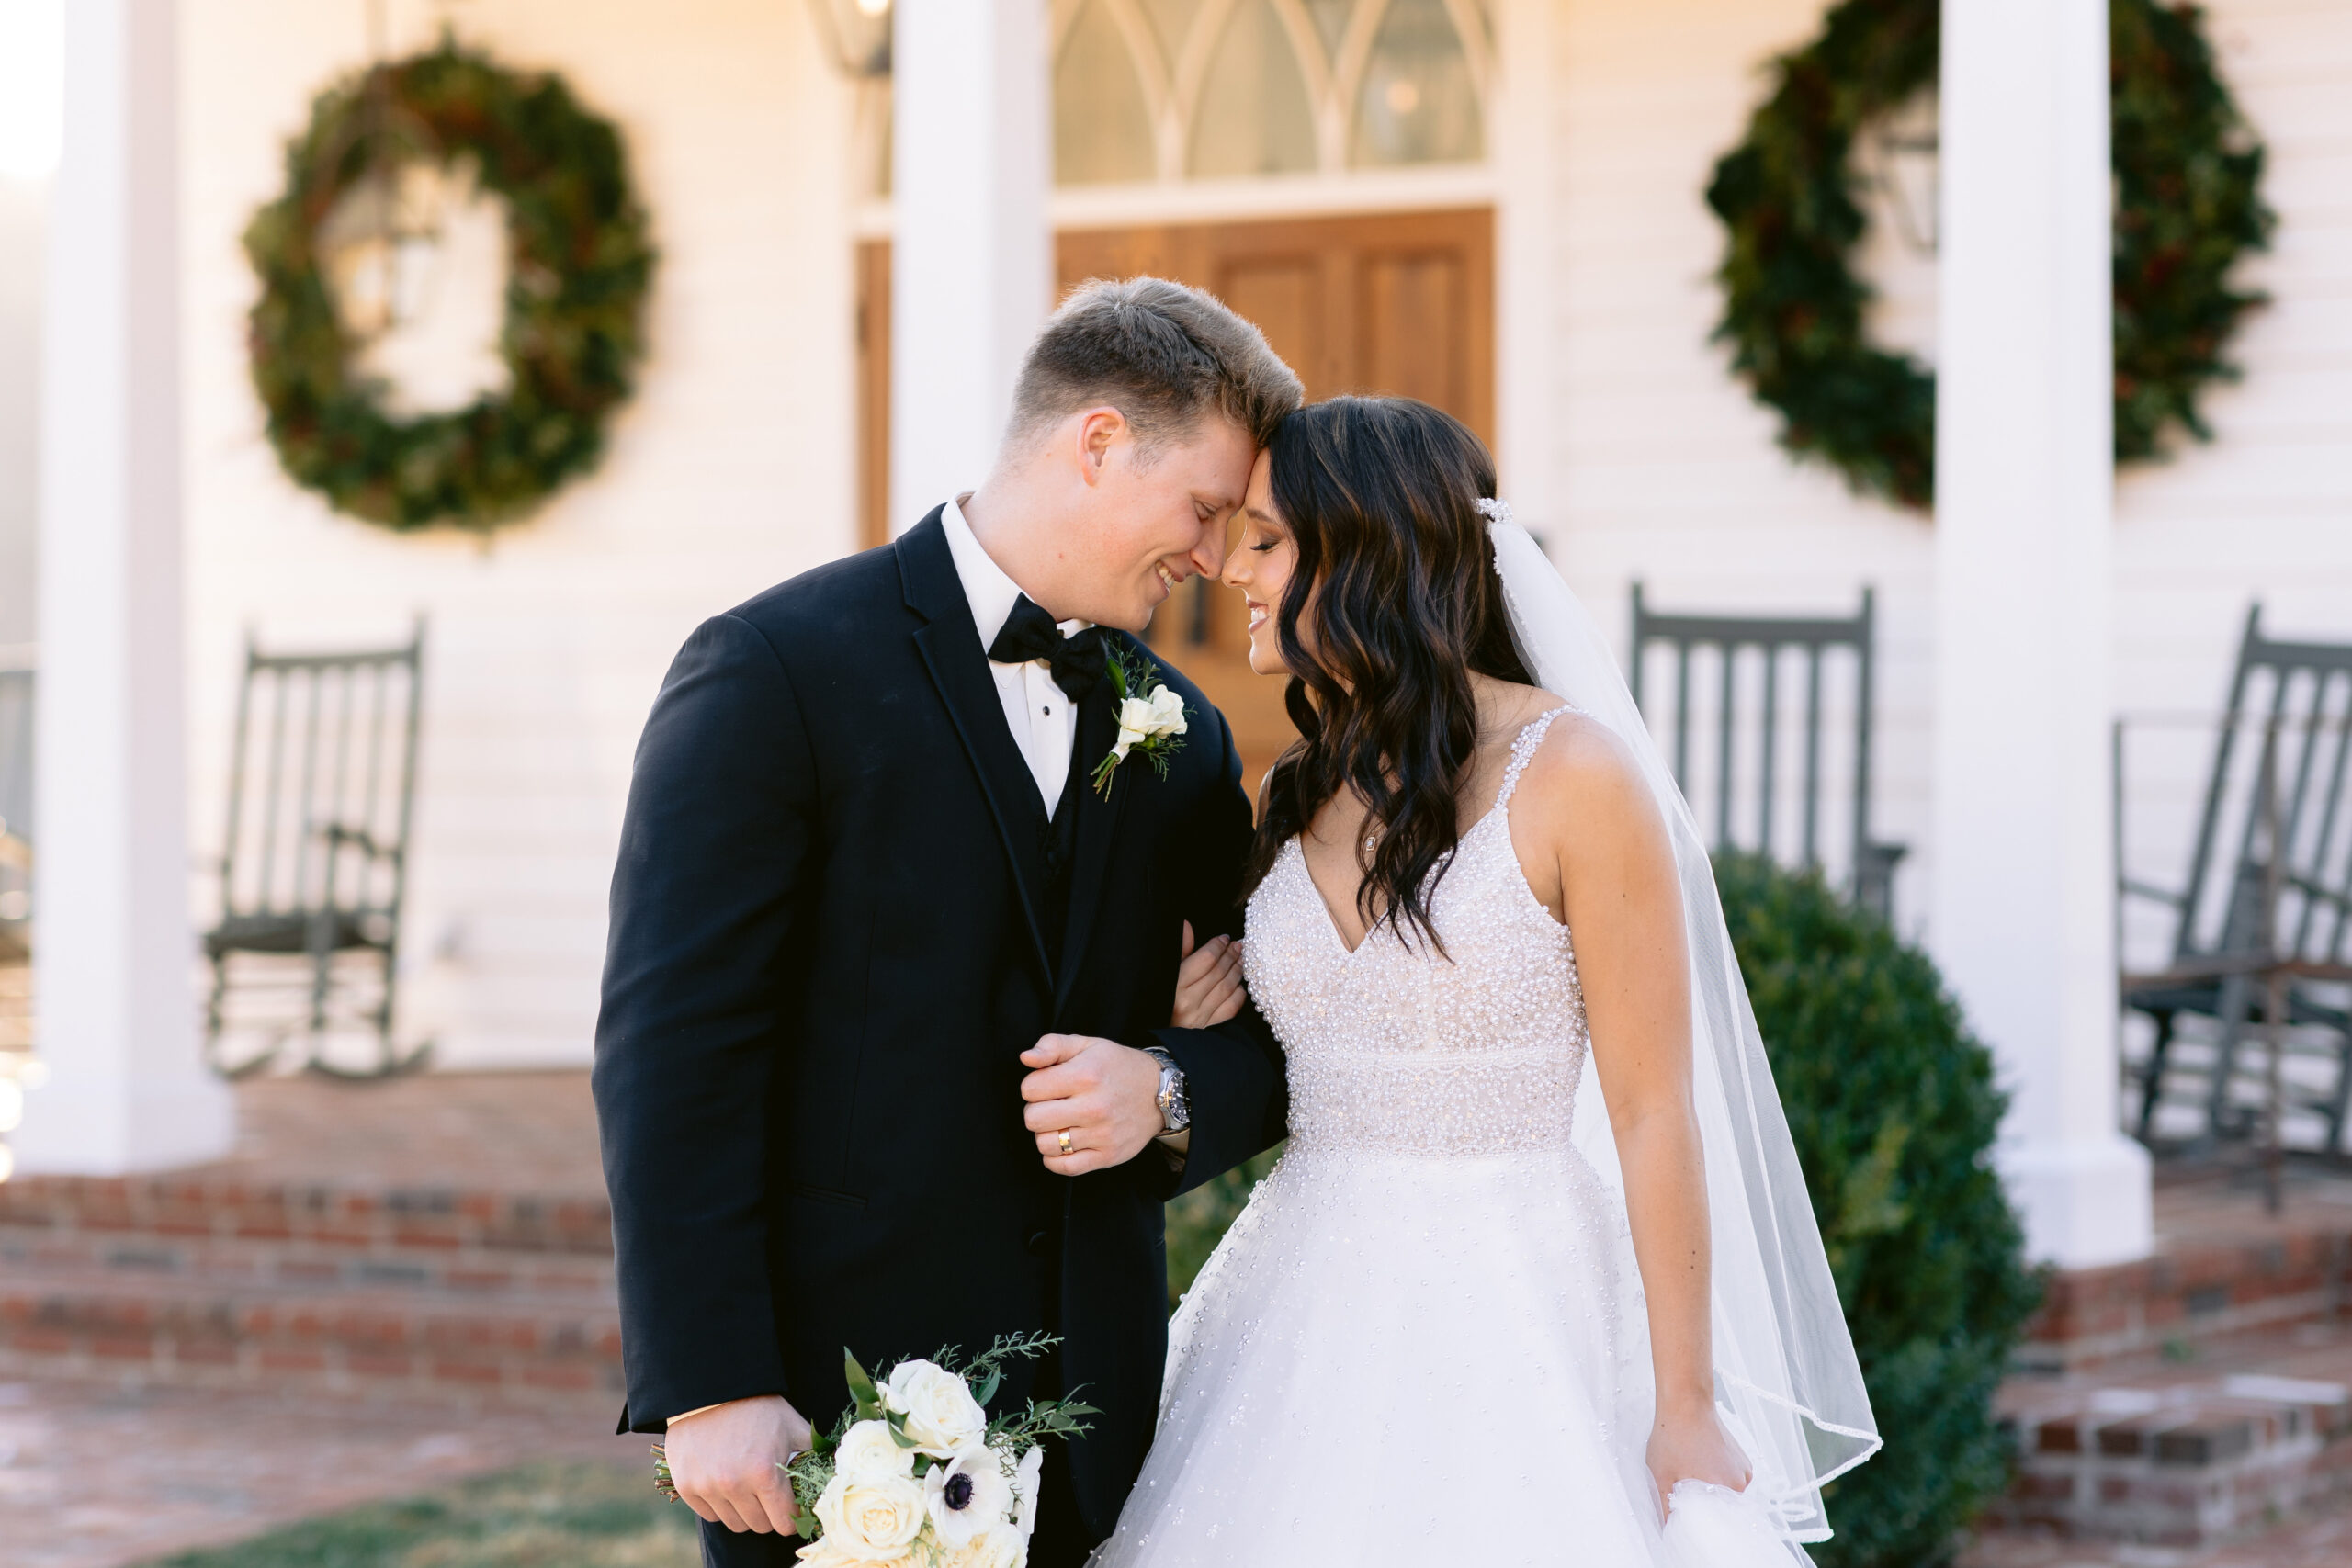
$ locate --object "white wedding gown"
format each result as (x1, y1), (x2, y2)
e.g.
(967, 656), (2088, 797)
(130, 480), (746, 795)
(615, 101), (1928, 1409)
(1092, 708), (1791, 1568)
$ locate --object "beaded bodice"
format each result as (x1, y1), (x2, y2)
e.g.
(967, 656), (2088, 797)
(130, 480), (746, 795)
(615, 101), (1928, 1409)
(1242, 708), (1588, 1157)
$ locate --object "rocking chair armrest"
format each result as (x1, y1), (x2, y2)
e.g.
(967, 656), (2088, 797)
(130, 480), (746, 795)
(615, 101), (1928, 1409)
(318, 823), (399, 862)
(2119, 877), (2187, 910)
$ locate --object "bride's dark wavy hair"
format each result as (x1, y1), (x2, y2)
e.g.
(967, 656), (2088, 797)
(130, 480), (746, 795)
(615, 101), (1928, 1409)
(1241, 396), (1533, 954)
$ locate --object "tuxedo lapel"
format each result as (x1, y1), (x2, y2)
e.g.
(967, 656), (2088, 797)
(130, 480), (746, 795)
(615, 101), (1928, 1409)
(1053, 654), (1131, 1022)
(899, 511), (1055, 986)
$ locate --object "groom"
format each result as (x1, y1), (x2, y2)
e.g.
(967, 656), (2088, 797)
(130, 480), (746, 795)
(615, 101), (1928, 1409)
(594, 277), (1302, 1568)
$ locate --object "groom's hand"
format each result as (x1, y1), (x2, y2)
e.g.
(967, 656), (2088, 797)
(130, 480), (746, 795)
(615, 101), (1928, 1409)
(664, 1394), (812, 1537)
(1021, 1035), (1165, 1176)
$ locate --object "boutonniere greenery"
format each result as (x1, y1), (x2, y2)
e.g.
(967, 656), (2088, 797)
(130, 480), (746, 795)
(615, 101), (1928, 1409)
(1091, 643), (1190, 797)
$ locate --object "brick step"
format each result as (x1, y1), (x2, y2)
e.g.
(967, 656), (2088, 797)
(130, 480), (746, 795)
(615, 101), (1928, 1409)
(1993, 1371), (2352, 1546)
(2020, 1218), (2352, 1372)
(0, 1216), (614, 1296)
(0, 1170), (613, 1262)
(0, 1257), (622, 1407)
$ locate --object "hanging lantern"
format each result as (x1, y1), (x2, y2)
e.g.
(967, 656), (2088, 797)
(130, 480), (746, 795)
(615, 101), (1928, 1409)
(1866, 90), (1940, 255)
(320, 150), (452, 342)
(808, 0), (892, 80)
(317, 8), (450, 344)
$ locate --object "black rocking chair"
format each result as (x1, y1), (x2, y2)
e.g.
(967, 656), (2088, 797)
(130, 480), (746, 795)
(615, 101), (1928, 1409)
(1629, 584), (1906, 920)
(203, 623), (428, 1078)
(2120, 604), (2352, 1156)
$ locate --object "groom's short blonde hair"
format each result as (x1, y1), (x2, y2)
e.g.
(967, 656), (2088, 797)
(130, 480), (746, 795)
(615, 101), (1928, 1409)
(1008, 276), (1304, 456)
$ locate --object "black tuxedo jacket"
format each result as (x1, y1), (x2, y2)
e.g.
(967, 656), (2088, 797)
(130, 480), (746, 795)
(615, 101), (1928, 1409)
(592, 510), (1288, 1540)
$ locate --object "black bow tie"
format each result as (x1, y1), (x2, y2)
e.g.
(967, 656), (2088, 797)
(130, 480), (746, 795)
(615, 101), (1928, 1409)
(987, 595), (1107, 703)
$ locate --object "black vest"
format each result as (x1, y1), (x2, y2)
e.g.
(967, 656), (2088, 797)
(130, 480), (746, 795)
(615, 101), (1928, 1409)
(1034, 729), (1087, 970)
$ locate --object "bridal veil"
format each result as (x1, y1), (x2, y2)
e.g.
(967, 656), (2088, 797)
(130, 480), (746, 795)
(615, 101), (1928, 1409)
(1484, 507), (1882, 1543)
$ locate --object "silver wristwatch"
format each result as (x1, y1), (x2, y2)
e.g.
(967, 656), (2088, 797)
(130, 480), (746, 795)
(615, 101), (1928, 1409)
(1144, 1046), (1191, 1134)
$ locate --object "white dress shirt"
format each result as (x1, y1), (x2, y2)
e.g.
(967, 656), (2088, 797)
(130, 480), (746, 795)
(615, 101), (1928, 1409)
(940, 496), (1087, 814)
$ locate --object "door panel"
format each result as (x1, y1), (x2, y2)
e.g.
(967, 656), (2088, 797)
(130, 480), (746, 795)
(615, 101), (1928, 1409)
(1362, 250), (1471, 416)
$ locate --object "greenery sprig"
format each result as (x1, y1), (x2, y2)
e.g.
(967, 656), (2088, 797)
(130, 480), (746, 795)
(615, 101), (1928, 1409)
(1704, 0), (2272, 511)
(243, 38), (656, 534)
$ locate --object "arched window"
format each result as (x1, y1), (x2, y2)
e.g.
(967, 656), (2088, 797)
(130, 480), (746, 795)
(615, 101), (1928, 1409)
(1048, 0), (1492, 186)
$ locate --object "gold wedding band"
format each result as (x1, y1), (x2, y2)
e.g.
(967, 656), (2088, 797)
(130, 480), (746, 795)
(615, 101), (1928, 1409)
(1057, 1130), (1075, 1156)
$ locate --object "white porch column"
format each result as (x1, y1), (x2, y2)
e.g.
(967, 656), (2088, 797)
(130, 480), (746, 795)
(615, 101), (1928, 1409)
(16, 0), (232, 1175)
(887, 0), (1051, 533)
(1932, 0), (2149, 1268)
(1491, 0), (1558, 531)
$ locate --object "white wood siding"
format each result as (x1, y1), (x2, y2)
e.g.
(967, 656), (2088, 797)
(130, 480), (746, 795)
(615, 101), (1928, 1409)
(180, 0), (859, 1066)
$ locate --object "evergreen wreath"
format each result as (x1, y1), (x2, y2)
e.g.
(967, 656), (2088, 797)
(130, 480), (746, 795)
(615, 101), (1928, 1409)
(243, 40), (656, 532)
(1705, 0), (2273, 511)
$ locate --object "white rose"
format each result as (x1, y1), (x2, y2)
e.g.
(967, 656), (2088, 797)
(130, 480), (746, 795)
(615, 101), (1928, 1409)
(793, 1534), (866, 1567)
(923, 1442), (1012, 1547)
(832, 1418), (913, 1484)
(1007, 1444), (1046, 1541)
(1144, 684), (1187, 736)
(1110, 696), (1156, 762)
(813, 1471), (925, 1561)
(942, 1526), (1026, 1568)
(882, 1359), (989, 1457)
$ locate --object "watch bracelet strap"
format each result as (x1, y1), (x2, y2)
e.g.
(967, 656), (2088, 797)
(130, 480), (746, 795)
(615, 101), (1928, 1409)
(1145, 1046), (1189, 1131)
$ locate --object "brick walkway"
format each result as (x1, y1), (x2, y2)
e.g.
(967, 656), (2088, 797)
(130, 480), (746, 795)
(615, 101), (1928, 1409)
(0, 1371), (639, 1568)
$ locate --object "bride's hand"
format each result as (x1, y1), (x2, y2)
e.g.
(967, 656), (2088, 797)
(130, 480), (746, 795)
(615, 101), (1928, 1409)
(1170, 921), (1246, 1029)
(1645, 1402), (1752, 1522)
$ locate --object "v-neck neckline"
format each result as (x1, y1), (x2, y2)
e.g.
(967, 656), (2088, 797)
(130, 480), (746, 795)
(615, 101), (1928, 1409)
(1287, 807), (1513, 959)
(1284, 704), (1574, 959)
(1290, 836), (1376, 958)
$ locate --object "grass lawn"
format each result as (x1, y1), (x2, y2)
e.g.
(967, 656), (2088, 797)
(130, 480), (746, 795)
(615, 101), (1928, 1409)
(137, 1460), (703, 1568)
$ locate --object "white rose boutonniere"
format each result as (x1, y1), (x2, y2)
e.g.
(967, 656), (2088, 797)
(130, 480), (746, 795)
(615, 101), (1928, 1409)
(1091, 644), (1190, 797)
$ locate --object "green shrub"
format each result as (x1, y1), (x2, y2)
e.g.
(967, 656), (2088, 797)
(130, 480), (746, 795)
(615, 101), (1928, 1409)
(1713, 852), (2041, 1568)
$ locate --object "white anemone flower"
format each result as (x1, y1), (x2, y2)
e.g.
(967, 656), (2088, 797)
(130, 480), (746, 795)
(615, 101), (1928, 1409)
(923, 1442), (1013, 1548)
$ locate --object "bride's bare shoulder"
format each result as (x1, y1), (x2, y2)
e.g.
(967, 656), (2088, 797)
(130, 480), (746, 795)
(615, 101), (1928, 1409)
(1510, 704), (1669, 854)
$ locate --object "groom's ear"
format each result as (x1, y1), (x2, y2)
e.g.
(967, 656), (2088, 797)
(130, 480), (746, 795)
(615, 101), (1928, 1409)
(1075, 406), (1131, 486)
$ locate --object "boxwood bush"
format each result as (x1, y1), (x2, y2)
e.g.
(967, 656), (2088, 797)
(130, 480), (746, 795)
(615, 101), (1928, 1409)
(1713, 852), (2040, 1567)
(1167, 852), (2040, 1566)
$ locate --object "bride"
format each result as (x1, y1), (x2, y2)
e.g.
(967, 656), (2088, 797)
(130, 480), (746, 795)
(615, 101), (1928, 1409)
(1091, 397), (1879, 1566)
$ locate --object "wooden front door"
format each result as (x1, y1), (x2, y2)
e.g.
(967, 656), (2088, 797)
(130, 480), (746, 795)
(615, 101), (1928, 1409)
(857, 208), (1496, 789)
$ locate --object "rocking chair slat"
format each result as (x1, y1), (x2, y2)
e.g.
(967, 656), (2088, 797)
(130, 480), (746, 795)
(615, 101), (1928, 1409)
(2121, 604), (2352, 1156)
(1630, 584), (1901, 920)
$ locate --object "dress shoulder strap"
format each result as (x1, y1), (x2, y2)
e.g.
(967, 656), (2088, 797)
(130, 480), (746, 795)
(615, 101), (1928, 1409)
(1494, 705), (1579, 813)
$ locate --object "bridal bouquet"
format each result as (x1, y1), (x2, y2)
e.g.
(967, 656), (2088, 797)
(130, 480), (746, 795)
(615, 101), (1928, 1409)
(658, 1334), (1093, 1568)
